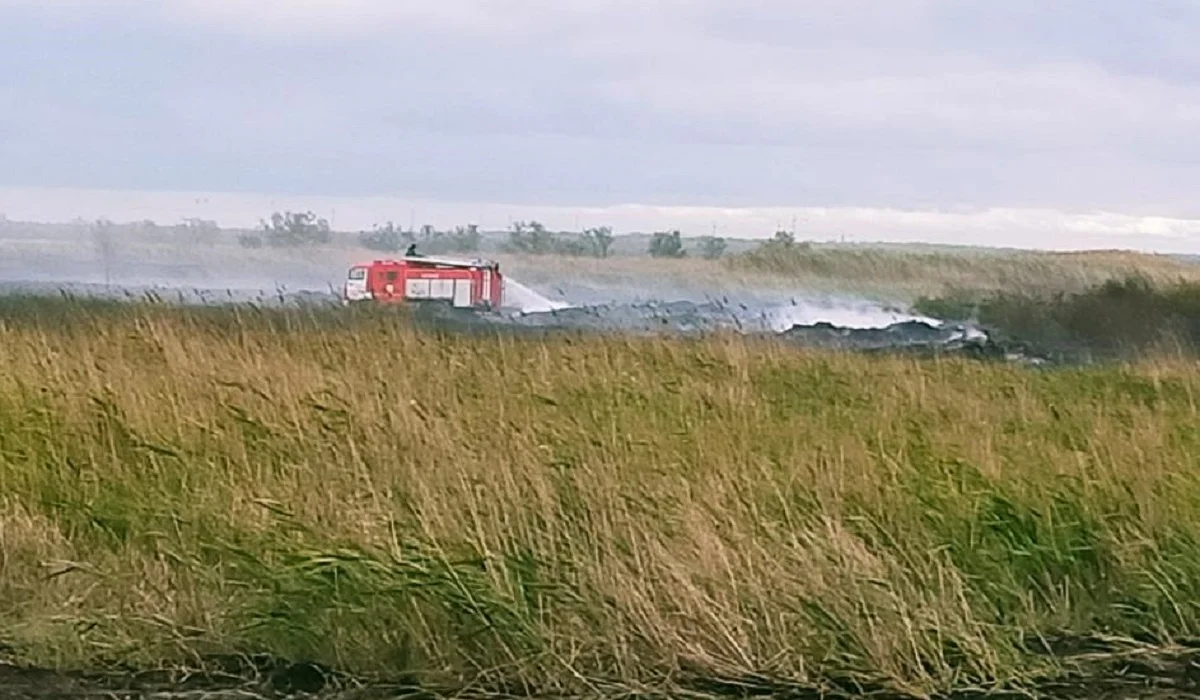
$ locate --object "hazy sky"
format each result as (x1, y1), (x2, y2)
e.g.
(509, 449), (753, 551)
(3, 1), (1200, 247)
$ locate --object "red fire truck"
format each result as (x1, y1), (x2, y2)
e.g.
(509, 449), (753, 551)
(342, 254), (504, 309)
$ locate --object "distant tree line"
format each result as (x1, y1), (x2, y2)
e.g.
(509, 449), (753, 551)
(758, 228), (811, 252)
(645, 230), (728, 260)
(502, 221), (728, 260)
(360, 219), (620, 258)
(210, 208), (813, 262)
(354, 219), (738, 260)
(238, 211), (332, 248)
(358, 222), (482, 255)
(503, 221), (615, 258)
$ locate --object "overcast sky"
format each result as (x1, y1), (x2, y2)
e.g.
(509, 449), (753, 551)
(3, 1), (1200, 247)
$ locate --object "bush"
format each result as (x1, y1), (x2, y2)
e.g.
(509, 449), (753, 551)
(914, 275), (1200, 358)
(246, 211), (332, 248)
(358, 222), (410, 253)
(648, 230), (685, 258)
(697, 235), (727, 260)
(506, 221), (614, 258)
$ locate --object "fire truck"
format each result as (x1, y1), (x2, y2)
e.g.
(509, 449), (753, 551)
(342, 254), (504, 309)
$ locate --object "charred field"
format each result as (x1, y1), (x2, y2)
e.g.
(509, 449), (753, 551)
(6, 287), (1200, 699)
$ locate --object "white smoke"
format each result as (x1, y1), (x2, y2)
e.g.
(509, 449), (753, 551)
(763, 298), (944, 333)
(502, 278), (573, 313)
(948, 325), (990, 342)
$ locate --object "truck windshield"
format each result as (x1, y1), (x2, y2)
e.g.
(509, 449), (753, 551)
(348, 267), (366, 281)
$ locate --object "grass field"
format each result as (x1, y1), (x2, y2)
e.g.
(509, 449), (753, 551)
(4, 296), (1200, 697)
(720, 245), (1200, 300)
(436, 245), (1200, 307)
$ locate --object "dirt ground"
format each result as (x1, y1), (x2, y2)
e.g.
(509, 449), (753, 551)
(0, 658), (417, 700)
(6, 643), (1200, 700)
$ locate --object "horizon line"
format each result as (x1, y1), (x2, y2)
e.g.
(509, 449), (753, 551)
(4, 184), (1200, 255)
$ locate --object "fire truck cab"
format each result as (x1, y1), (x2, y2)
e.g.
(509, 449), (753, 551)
(342, 254), (504, 310)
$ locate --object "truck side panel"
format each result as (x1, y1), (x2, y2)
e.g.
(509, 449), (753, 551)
(453, 278), (473, 307)
(351, 258), (503, 309)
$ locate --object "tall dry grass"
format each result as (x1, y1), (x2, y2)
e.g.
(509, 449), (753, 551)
(721, 245), (1200, 299)
(914, 276), (1200, 363)
(3, 297), (1200, 696)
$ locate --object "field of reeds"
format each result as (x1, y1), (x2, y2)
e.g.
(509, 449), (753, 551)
(488, 245), (1200, 312)
(4, 295), (1200, 698)
(719, 244), (1200, 300)
(914, 276), (1200, 362)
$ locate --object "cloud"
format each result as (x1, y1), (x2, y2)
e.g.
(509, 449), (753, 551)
(1, 0), (1199, 238)
(8, 0), (701, 41)
(160, 0), (523, 39)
